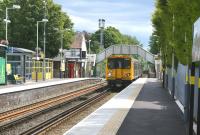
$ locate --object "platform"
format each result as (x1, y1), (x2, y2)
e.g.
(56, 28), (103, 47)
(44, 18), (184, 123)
(64, 78), (186, 135)
(0, 78), (102, 113)
(0, 78), (90, 95)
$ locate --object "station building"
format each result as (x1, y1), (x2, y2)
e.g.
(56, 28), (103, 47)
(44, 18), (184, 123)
(53, 32), (90, 78)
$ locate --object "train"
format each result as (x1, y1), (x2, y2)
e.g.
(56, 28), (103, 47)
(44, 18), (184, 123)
(105, 55), (142, 87)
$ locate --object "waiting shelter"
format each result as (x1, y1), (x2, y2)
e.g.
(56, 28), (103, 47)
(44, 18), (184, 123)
(7, 47), (34, 83)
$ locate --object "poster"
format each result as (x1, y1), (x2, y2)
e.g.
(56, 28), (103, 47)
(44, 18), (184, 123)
(0, 57), (6, 84)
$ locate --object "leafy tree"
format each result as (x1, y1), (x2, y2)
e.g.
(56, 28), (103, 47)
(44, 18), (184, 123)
(90, 26), (140, 53)
(121, 34), (140, 45)
(0, 0), (74, 57)
(151, 0), (200, 66)
(149, 33), (159, 54)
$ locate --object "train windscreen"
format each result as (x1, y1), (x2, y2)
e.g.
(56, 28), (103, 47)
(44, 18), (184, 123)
(108, 58), (131, 69)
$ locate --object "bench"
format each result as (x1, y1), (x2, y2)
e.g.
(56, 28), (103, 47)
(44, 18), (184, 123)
(14, 74), (23, 84)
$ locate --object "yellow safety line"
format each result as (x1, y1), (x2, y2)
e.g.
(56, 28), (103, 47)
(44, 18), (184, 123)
(186, 75), (188, 82)
(190, 76), (195, 85)
(199, 78), (200, 88)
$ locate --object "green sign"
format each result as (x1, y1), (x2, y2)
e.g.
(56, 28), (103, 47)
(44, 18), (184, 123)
(0, 57), (6, 84)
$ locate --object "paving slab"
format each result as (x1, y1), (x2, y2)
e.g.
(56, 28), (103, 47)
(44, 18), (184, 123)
(117, 78), (187, 135)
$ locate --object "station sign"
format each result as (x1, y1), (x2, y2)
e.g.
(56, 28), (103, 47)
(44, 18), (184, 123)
(192, 18), (200, 62)
(60, 62), (65, 71)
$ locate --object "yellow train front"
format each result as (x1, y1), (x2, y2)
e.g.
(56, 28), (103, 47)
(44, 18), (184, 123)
(105, 55), (142, 87)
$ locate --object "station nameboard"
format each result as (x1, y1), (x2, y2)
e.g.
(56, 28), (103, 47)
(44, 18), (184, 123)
(192, 18), (200, 62)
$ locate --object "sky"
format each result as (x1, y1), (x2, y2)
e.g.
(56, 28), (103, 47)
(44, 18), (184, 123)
(54, 0), (155, 49)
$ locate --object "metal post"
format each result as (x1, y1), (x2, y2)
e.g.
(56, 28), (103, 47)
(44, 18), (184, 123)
(5, 47), (7, 85)
(88, 40), (91, 77)
(197, 65), (200, 135)
(100, 28), (103, 48)
(60, 32), (63, 79)
(43, 22), (46, 81)
(184, 31), (190, 122)
(189, 62), (195, 135)
(5, 8), (8, 41)
(99, 19), (105, 49)
(89, 40), (91, 54)
(4, 5), (21, 43)
(23, 55), (26, 83)
(43, 0), (47, 81)
(36, 22), (39, 82)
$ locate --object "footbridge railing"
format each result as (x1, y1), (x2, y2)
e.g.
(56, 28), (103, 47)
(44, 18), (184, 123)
(96, 45), (155, 64)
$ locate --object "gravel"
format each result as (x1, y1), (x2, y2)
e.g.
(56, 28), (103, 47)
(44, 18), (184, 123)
(42, 92), (118, 135)
(0, 91), (107, 135)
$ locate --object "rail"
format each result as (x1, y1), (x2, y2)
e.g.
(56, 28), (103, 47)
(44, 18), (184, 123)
(0, 82), (107, 130)
(20, 89), (109, 135)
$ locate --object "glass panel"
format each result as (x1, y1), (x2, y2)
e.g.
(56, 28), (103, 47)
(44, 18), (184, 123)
(0, 48), (5, 57)
(7, 55), (21, 61)
(108, 58), (131, 69)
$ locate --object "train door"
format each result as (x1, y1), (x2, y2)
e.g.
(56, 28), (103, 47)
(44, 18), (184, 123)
(116, 60), (122, 79)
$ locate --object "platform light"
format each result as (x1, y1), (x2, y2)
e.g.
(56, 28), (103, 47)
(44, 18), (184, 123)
(4, 4), (21, 42)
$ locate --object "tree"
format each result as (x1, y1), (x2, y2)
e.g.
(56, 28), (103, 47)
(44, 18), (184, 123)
(151, 0), (200, 66)
(90, 26), (140, 53)
(121, 34), (140, 45)
(0, 0), (74, 57)
(149, 33), (159, 54)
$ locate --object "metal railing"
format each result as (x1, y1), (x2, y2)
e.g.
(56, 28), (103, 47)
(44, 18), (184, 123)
(96, 45), (155, 64)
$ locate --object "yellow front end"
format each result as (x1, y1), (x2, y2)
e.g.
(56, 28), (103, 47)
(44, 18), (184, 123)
(106, 55), (134, 82)
(106, 68), (133, 81)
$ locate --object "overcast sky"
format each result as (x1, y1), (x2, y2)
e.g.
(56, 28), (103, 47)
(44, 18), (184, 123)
(54, 0), (155, 49)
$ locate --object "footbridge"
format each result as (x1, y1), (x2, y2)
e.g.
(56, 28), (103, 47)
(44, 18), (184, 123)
(96, 45), (155, 64)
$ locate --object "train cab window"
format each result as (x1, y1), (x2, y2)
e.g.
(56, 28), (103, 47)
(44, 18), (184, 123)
(108, 58), (131, 69)
(108, 58), (115, 69)
(123, 58), (131, 69)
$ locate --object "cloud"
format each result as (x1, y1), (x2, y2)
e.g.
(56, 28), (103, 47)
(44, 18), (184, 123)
(54, 0), (155, 48)
(69, 15), (98, 31)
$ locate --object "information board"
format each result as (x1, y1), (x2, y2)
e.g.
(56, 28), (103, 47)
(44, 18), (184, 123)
(192, 18), (200, 62)
(0, 57), (6, 84)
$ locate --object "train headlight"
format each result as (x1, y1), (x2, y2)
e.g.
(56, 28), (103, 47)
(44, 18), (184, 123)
(124, 73), (130, 78)
(108, 72), (112, 77)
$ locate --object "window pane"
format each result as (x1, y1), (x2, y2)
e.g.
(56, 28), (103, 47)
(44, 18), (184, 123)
(108, 58), (131, 69)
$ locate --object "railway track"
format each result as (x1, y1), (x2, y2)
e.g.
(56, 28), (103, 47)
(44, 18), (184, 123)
(0, 82), (107, 131)
(20, 89), (109, 135)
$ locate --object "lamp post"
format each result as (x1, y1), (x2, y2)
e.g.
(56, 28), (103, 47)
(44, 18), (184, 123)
(4, 5), (21, 42)
(36, 19), (48, 82)
(54, 28), (70, 78)
(88, 40), (91, 54)
(87, 40), (91, 77)
(43, 0), (47, 81)
(98, 19), (105, 49)
(98, 19), (105, 78)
